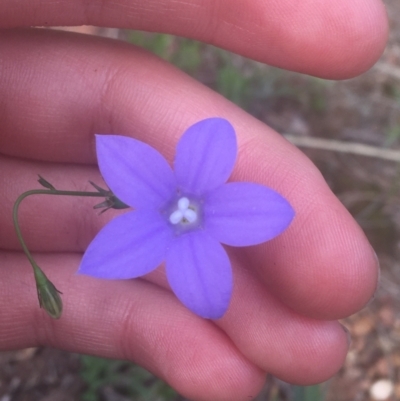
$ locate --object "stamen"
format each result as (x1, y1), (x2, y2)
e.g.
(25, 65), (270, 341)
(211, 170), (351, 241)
(183, 209), (197, 223)
(169, 197), (198, 225)
(178, 197), (190, 210)
(170, 210), (184, 224)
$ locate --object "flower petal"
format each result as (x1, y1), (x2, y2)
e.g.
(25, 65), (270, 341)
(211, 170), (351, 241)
(165, 231), (232, 319)
(174, 118), (237, 195)
(78, 210), (173, 279)
(96, 135), (176, 208)
(203, 182), (295, 246)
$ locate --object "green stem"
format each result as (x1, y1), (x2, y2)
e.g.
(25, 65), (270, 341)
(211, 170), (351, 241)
(13, 189), (104, 265)
(13, 188), (106, 319)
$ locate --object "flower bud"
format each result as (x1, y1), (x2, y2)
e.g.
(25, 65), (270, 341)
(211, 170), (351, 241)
(34, 266), (63, 319)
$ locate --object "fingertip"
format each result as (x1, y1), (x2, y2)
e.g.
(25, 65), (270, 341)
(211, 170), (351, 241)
(166, 351), (266, 401)
(305, 208), (378, 319)
(266, 200), (379, 320)
(251, 0), (388, 78)
(220, 263), (351, 386)
(239, 130), (379, 321)
(274, 0), (388, 79)
(312, 0), (388, 78)
(277, 320), (350, 385)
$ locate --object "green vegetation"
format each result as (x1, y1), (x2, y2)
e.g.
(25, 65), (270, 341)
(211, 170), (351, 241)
(80, 355), (178, 401)
(292, 385), (324, 401)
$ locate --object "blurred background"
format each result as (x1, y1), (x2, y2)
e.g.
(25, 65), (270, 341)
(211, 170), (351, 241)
(1, 0), (400, 400)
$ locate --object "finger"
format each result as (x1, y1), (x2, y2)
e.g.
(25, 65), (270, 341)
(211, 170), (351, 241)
(0, 251), (266, 401)
(0, 250), (349, 387)
(145, 253), (350, 385)
(0, 0), (388, 78)
(222, 257), (350, 385)
(0, 29), (378, 320)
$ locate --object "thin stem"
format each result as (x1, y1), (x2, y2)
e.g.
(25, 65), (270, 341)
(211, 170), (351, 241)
(13, 188), (106, 318)
(13, 189), (104, 267)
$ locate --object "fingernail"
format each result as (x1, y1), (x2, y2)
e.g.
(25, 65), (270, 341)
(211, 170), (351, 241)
(341, 324), (352, 347)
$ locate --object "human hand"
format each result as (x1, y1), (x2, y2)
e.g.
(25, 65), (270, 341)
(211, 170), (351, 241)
(0, 1), (388, 400)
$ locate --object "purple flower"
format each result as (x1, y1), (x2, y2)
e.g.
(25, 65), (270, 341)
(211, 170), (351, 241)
(79, 118), (294, 319)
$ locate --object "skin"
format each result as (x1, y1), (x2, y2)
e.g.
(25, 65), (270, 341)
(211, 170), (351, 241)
(0, 1), (388, 400)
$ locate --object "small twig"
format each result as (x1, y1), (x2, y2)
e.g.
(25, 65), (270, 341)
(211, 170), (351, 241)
(284, 135), (400, 163)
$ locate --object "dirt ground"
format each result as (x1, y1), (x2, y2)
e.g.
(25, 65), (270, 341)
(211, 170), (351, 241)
(2, 1), (400, 400)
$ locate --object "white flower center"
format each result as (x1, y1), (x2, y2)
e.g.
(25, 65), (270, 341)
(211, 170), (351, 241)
(169, 197), (198, 225)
